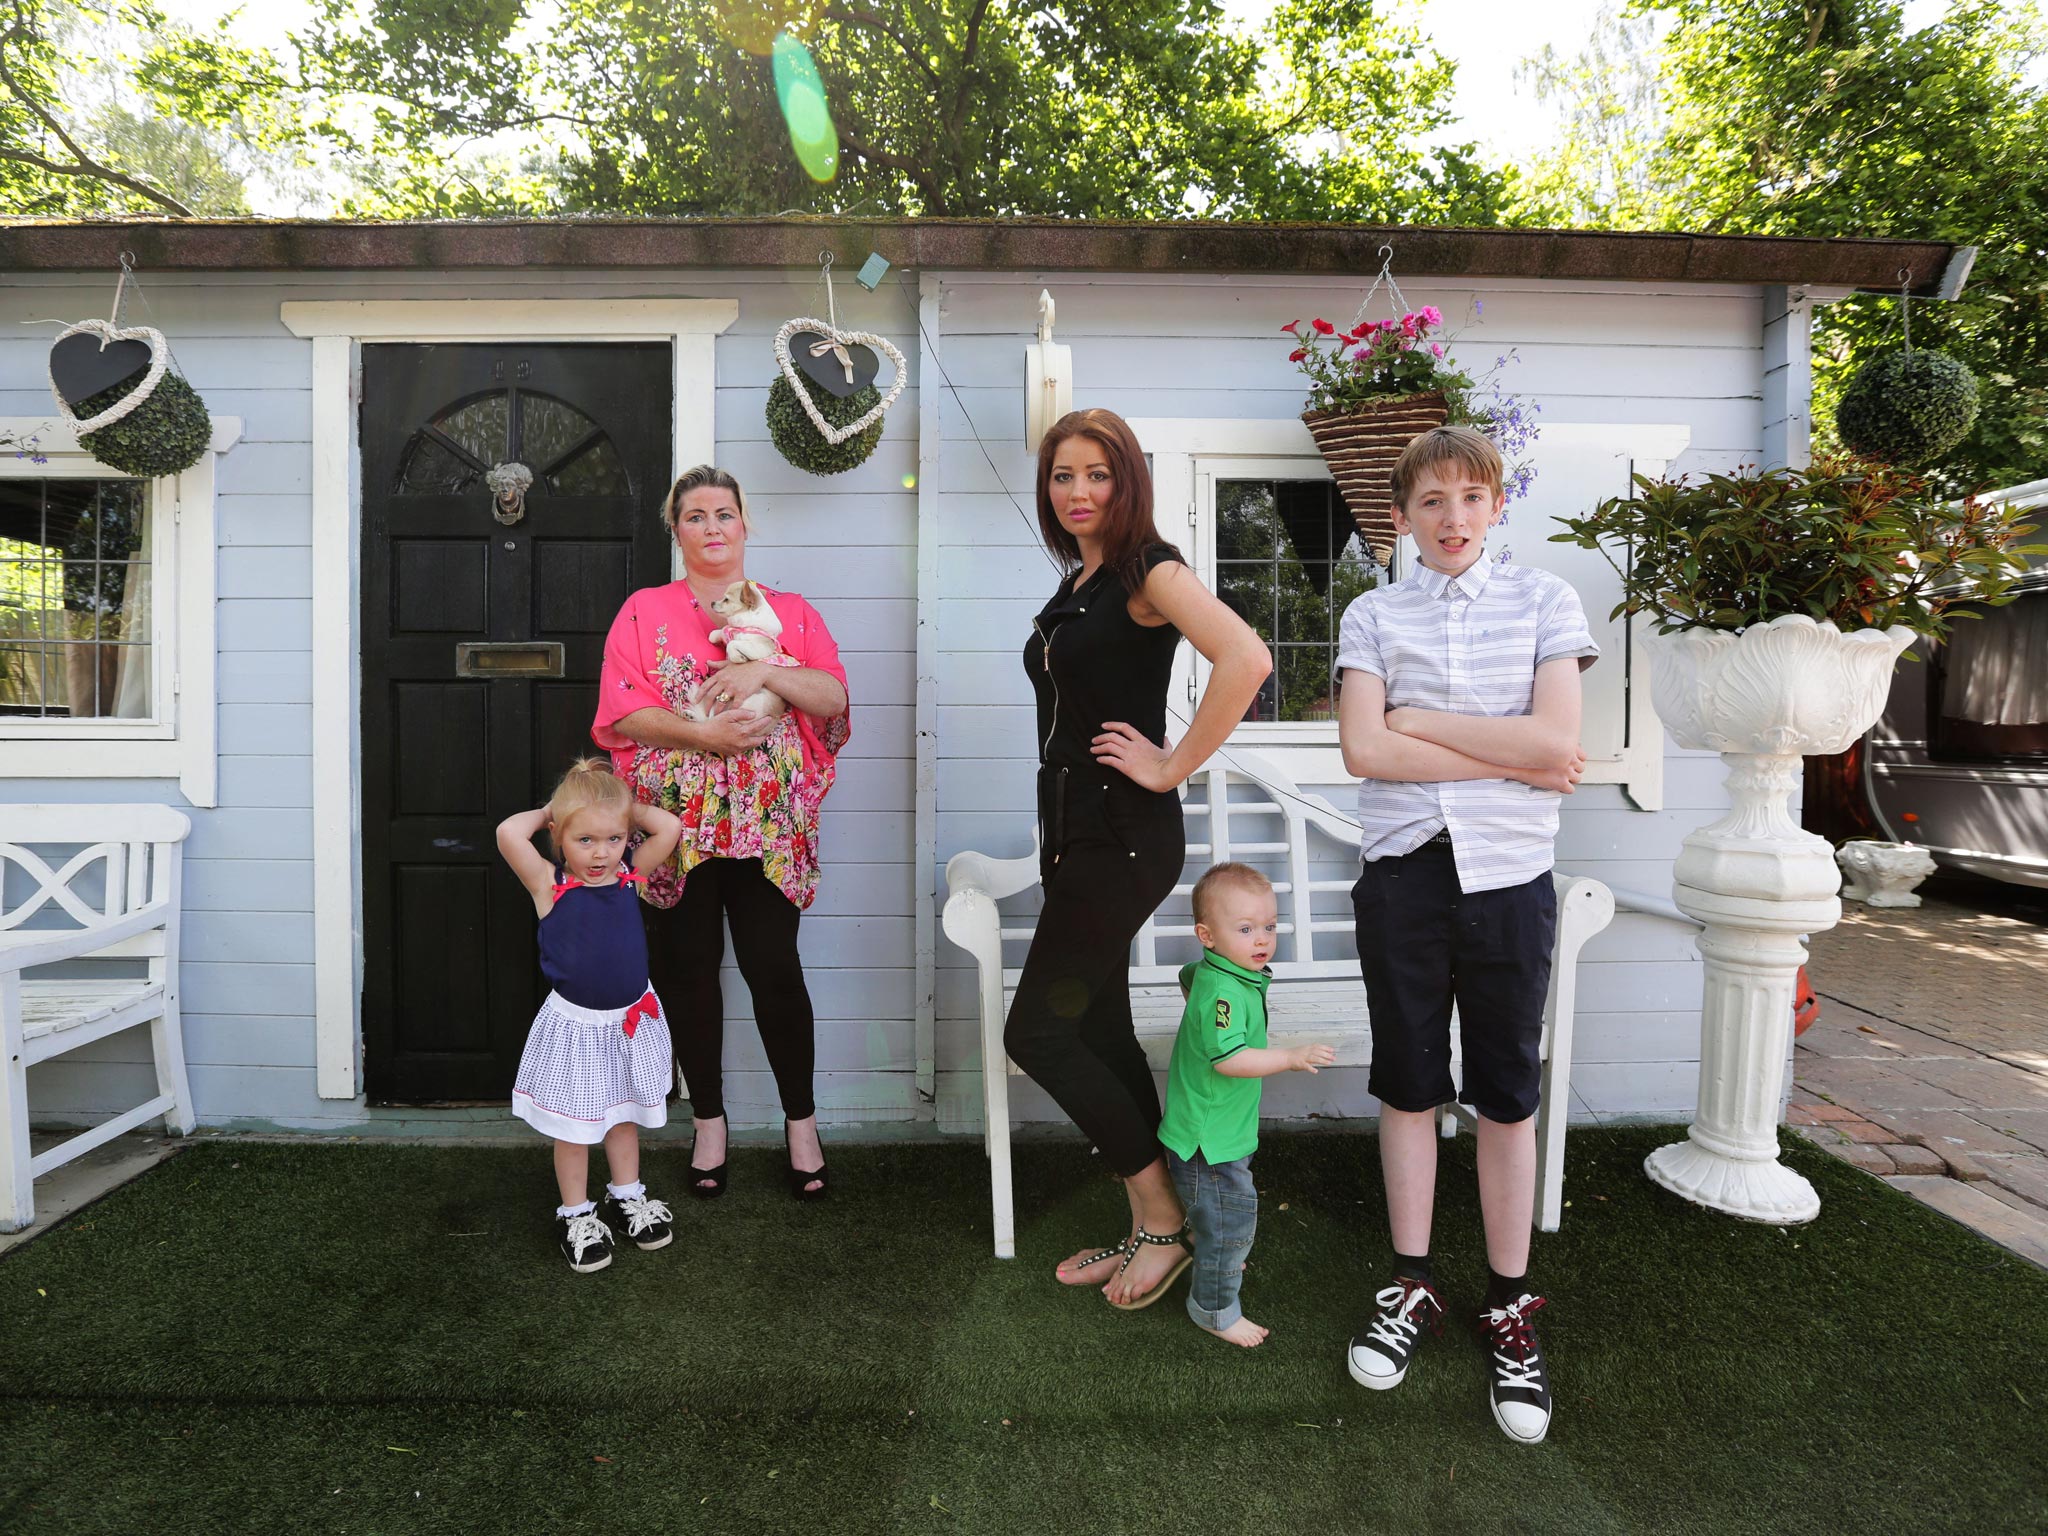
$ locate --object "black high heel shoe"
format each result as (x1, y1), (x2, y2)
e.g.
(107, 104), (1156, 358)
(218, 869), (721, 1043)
(687, 1116), (728, 1201)
(785, 1119), (828, 1202)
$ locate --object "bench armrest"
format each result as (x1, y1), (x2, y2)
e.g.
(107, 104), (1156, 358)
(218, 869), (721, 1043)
(0, 899), (173, 974)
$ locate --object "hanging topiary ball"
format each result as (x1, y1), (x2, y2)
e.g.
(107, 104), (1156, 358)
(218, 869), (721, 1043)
(75, 370), (213, 478)
(766, 371), (884, 476)
(1834, 348), (1980, 468)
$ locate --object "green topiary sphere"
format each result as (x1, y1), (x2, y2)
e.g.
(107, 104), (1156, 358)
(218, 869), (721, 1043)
(766, 372), (884, 476)
(76, 370), (213, 478)
(1834, 348), (1980, 468)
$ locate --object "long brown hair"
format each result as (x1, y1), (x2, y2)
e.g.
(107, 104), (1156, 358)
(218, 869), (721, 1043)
(1035, 408), (1182, 593)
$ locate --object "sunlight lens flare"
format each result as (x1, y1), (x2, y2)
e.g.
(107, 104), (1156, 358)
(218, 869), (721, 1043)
(771, 33), (839, 183)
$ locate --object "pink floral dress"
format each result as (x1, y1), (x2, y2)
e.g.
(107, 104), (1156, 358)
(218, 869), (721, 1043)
(592, 582), (851, 911)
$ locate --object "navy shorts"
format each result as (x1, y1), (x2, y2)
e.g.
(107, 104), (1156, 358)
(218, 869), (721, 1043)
(1351, 837), (1558, 1123)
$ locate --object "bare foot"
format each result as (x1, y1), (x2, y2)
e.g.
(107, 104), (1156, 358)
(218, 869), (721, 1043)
(1202, 1316), (1270, 1348)
(1104, 1235), (1189, 1307)
(690, 1115), (727, 1191)
(1055, 1238), (1131, 1287)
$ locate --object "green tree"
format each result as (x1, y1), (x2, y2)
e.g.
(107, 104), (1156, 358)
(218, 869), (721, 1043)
(1514, 1), (2048, 492)
(144, 0), (1508, 222)
(1, 0), (256, 215)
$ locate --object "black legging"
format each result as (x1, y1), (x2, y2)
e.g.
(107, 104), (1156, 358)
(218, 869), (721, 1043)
(1003, 768), (1185, 1176)
(643, 856), (817, 1122)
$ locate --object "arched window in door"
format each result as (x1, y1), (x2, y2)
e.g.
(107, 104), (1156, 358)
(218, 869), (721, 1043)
(394, 389), (631, 497)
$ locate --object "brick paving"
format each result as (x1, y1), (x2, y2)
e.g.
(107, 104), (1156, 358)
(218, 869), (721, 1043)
(1795, 879), (2048, 1267)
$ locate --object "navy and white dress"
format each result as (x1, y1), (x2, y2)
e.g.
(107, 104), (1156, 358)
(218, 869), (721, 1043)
(510, 869), (673, 1144)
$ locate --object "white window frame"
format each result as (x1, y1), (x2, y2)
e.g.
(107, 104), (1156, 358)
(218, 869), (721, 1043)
(280, 298), (737, 1101)
(1131, 417), (1685, 806)
(0, 414), (240, 807)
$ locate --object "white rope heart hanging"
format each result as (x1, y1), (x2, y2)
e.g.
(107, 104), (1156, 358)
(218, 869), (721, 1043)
(48, 317), (171, 435)
(773, 315), (907, 446)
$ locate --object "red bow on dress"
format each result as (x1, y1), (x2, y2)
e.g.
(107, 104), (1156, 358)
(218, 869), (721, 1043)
(550, 867), (645, 901)
(622, 990), (659, 1039)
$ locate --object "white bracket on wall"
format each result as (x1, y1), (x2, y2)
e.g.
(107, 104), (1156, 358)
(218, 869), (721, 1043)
(1024, 289), (1071, 450)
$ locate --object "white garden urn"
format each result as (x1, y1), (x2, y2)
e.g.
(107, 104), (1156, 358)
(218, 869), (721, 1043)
(1836, 840), (1939, 907)
(1643, 615), (1914, 1223)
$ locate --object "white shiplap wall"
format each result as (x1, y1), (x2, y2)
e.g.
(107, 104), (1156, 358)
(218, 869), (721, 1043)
(2, 267), (923, 1130)
(924, 272), (1764, 1129)
(2, 261), (1770, 1134)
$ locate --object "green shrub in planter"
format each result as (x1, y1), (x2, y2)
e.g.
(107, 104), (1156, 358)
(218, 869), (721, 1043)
(766, 373), (884, 476)
(76, 371), (213, 478)
(1549, 457), (2042, 638)
(1834, 348), (1980, 468)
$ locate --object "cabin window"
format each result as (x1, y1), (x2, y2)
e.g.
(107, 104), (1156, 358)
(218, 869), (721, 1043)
(0, 476), (153, 721)
(0, 419), (226, 807)
(1932, 592), (2048, 761)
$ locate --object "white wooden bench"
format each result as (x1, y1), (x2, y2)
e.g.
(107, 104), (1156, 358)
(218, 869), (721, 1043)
(1, 805), (196, 1232)
(942, 749), (1615, 1259)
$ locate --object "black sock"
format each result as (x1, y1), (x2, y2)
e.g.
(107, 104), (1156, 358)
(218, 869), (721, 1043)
(1486, 1266), (1531, 1309)
(1393, 1249), (1433, 1284)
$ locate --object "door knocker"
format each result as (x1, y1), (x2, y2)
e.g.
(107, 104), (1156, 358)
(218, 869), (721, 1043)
(485, 461), (533, 525)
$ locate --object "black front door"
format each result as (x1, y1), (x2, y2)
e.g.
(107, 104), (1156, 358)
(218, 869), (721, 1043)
(360, 343), (673, 1103)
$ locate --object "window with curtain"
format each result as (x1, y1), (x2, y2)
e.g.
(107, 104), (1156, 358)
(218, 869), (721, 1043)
(0, 477), (152, 720)
(1933, 590), (2048, 760)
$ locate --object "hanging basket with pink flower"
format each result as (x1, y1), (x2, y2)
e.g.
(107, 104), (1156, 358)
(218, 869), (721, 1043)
(1286, 251), (1536, 564)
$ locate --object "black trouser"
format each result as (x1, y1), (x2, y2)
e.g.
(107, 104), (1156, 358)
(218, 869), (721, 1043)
(642, 856), (817, 1122)
(1003, 766), (1186, 1177)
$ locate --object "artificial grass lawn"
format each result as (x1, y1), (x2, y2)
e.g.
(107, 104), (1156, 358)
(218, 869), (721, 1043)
(3, 1128), (2045, 1535)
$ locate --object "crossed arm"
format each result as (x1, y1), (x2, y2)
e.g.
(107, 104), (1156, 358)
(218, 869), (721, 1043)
(1338, 657), (1586, 790)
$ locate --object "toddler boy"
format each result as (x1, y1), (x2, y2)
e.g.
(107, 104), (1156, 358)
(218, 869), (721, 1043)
(1158, 862), (1335, 1347)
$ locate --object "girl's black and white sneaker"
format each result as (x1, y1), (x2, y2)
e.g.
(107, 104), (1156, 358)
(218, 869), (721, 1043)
(598, 1191), (675, 1251)
(1481, 1293), (1553, 1444)
(1347, 1275), (1445, 1390)
(556, 1210), (615, 1273)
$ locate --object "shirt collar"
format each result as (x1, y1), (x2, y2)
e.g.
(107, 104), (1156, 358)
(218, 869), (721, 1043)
(1410, 551), (1494, 602)
(1199, 950), (1272, 993)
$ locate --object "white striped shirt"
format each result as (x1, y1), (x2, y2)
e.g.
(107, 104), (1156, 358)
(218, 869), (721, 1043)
(1336, 553), (1599, 893)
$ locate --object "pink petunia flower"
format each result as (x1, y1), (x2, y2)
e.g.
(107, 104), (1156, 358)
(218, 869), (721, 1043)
(1420, 305), (1443, 326)
(1431, 342), (1445, 357)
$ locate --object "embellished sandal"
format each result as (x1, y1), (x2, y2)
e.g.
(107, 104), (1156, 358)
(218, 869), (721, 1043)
(1057, 1237), (1135, 1285)
(1106, 1223), (1194, 1312)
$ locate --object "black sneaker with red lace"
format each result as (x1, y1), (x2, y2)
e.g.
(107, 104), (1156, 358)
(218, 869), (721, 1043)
(1347, 1274), (1446, 1390)
(1480, 1292), (1553, 1444)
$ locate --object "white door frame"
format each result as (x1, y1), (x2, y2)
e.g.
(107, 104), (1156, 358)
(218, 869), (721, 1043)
(280, 299), (738, 1099)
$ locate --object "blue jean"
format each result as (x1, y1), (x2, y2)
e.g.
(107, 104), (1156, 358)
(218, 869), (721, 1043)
(1165, 1147), (1258, 1331)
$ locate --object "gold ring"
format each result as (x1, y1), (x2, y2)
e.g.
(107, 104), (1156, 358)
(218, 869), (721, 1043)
(716, 692), (732, 703)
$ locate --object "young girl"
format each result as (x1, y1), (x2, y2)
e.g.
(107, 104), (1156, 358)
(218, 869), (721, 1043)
(497, 759), (685, 1273)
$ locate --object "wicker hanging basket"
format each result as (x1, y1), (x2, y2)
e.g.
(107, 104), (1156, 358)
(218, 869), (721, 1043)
(1302, 391), (1449, 562)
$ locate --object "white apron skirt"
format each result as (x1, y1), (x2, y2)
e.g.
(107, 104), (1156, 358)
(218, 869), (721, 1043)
(511, 986), (672, 1144)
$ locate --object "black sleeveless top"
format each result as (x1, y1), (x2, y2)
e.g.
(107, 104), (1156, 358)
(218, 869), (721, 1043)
(1023, 544), (1185, 772)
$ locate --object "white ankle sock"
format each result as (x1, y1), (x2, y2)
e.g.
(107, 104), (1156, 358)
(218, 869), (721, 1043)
(607, 1180), (646, 1202)
(557, 1199), (596, 1219)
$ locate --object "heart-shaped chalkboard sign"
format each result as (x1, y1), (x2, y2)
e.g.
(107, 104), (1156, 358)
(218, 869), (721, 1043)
(50, 329), (152, 407)
(772, 317), (907, 447)
(790, 330), (881, 399)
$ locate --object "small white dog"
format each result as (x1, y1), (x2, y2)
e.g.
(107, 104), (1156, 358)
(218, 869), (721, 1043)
(683, 579), (790, 721)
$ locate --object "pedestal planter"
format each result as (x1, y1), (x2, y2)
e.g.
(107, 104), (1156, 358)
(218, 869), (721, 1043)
(1644, 616), (1914, 1223)
(1302, 391), (1448, 563)
(1836, 840), (1939, 907)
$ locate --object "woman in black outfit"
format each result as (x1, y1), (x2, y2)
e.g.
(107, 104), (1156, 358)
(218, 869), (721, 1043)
(1008, 408), (1272, 1309)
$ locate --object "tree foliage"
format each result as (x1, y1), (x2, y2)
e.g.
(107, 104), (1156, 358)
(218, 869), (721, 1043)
(133, 0), (1507, 222)
(0, 0), (260, 214)
(1515, 0), (2048, 492)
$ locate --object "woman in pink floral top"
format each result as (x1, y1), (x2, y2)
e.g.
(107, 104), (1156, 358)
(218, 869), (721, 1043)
(593, 467), (851, 1199)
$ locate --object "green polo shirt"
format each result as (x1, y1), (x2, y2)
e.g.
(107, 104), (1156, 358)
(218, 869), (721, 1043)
(1158, 950), (1272, 1165)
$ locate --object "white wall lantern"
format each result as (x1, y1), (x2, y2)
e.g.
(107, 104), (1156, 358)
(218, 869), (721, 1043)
(1024, 289), (1071, 449)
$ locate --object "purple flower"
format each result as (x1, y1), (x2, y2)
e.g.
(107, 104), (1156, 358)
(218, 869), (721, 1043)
(1474, 299), (1485, 315)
